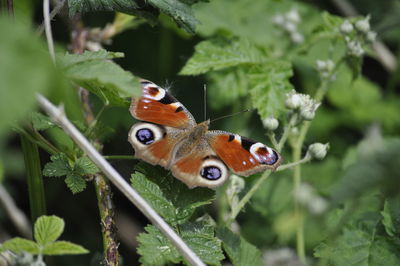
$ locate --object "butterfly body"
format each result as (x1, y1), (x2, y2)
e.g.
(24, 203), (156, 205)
(129, 80), (282, 188)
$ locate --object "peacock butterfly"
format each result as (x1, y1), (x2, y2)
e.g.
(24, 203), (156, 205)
(128, 80), (282, 188)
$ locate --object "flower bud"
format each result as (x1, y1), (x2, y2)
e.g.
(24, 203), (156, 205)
(308, 196), (328, 215)
(340, 20), (354, 34)
(272, 15), (285, 25)
(300, 102), (320, 120)
(355, 16), (370, 33)
(294, 183), (314, 204)
(290, 32), (304, 43)
(366, 31), (377, 42)
(263, 116), (279, 131)
(286, 9), (301, 23)
(307, 143), (329, 160)
(285, 91), (302, 110)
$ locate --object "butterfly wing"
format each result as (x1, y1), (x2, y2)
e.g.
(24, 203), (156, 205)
(128, 122), (187, 168)
(207, 131), (282, 176)
(170, 139), (229, 189)
(130, 80), (196, 129)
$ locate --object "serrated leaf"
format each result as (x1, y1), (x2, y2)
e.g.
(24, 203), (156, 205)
(216, 227), (262, 266)
(31, 112), (56, 131)
(58, 50), (124, 68)
(42, 240), (89, 255)
(68, 0), (199, 34)
(137, 223), (224, 266)
(249, 61), (294, 119)
(314, 227), (400, 265)
(180, 38), (263, 75)
(131, 163), (214, 225)
(74, 156), (99, 175)
(65, 173), (87, 194)
(34, 215), (65, 245)
(381, 196), (400, 237)
(43, 153), (71, 177)
(2, 238), (40, 254)
(62, 51), (140, 106)
(346, 55), (363, 81)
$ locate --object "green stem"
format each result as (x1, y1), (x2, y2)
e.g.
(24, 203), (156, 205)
(228, 171), (272, 224)
(277, 113), (298, 152)
(103, 155), (136, 160)
(276, 154), (311, 172)
(267, 132), (279, 150)
(20, 134), (47, 225)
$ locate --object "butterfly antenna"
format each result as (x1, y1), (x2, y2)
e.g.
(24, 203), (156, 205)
(204, 84), (207, 121)
(210, 109), (252, 123)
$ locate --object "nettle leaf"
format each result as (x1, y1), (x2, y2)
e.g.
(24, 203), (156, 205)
(1, 238), (40, 254)
(42, 241), (89, 255)
(249, 61), (294, 119)
(34, 215), (65, 245)
(137, 223), (224, 266)
(381, 195), (400, 237)
(131, 164), (215, 225)
(65, 173), (87, 194)
(314, 227), (400, 265)
(57, 50), (124, 68)
(74, 156), (99, 175)
(180, 38), (263, 75)
(61, 50), (140, 106)
(217, 227), (262, 266)
(68, 0), (199, 34)
(31, 112), (57, 131)
(331, 138), (400, 203)
(43, 153), (71, 177)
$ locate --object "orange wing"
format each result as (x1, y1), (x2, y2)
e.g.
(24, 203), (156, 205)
(130, 80), (196, 129)
(207, 131), (282, 176)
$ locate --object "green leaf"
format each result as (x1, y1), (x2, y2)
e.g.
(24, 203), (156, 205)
(57, 50), (124, 68)
(381, 195), (400, 237)
(137, 223), (224, 266)
(43, 153), (71, 177)
(314, 227), (400, 265)
(74, 156), (99, 175)
(249, 61), (294, 119)
(216, 227), (262, 266)
(131, 163), (214, 225)
(65, 173), (87, 194)
(331, 138), (400, 203)
(180, 38), (263, 75)
(1, 238), (40, 254)
(62, 50), (140, 106)
(346, 55), (363, 81)
(0, 16), (61, 138)
(34, 215), (65, 245)
(42, 241), (89, 255)
(31, 112), (56, 131)
(68, 0), (199, 34)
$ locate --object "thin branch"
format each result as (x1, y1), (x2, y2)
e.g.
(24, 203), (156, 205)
(36, 94), (205, 266)
(0, 185), (32, 239)
(43, 0), (56, 62)
(37, 0), (66, 35)
(276, 154), (312, 172)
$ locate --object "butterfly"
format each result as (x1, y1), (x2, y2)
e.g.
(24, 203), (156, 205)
(128, 80), (282, 189)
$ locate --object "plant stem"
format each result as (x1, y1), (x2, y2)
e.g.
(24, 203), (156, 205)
(276, 154), (311, 172)
(103, 155), (136, 160)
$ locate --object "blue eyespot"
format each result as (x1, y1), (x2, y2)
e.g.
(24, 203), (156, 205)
(136, 128), (154, 145)
(200, 166), (221, 180)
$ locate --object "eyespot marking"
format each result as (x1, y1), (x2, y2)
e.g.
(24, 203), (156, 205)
(135, 128), (155, 145)
(200, 166), (222, 180)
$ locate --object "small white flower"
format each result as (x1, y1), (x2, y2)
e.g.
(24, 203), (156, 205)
(294, 183), (314, 204)
(340, 20), (354, 34)
(263, 116), (279, 131)
(285, 90), (302, 109)
(355, 16), (371, 33)
(307, 143), (329, 160)
(298, 94), (320, 120)
(308, 197), (328, 214)
(316, 60), (327, 71)
(290, 32), (304, 43)
(346, 40), (364, 57)
(366, 31), (377, 42)
(272, 15), (285, 26)
(286, 9), (301, 24)
(283, 21), (297, 33)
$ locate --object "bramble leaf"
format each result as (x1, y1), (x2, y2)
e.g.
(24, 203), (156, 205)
(180, 38), (263, 75)
(381, 195), (400, 237)
(137, 223), (224, 265)
(65, 173), (87, 194)
(217, 227), (262, 266)
(249, 61), (294, 119)
(34, 215), (65, 245)
(31, 112), (56, 131)
(43, 153), (71, 177)
(42, 241), (89, 255)
(1, 238), (40, 254)
(57, 50), (124, 68)
(74, 156), (99, 175)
